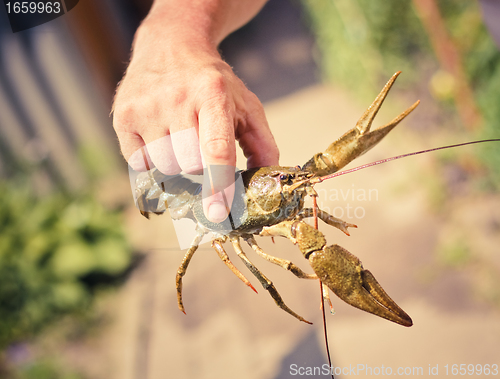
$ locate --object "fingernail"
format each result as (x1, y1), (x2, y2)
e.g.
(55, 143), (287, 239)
(208, 202), (228, 223)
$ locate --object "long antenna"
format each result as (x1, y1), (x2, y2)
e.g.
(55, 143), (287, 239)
(313, 196), (334, 379)
(312, 139), (500, 184)
(313, 138), (499, 378)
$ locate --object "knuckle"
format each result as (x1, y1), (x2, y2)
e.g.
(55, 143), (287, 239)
(199, 71), (231, 104)
(113, 101), (138, 131)
(203, 138), (234, 163)
(171, 90), (188, 107)
(206, 72), (227, 93)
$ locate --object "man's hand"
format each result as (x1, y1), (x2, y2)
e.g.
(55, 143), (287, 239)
(112, 0), (279, 223)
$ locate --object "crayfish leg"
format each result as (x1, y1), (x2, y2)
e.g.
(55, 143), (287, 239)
(231, 237), (312, 324)
(321, 283), (335, 314)
(212, 238), (257, 294)
(299, 208), (357, 236)
(244, 235), (317, 279)
(176, 231), (205, 314)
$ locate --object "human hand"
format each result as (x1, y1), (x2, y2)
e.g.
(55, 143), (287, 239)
(112, 17), (279, 223)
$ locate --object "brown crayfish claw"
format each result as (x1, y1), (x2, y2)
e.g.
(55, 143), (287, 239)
(262, 220), (413, 326)
(302, 71), (420, 177)
(309, 244), (413, 327)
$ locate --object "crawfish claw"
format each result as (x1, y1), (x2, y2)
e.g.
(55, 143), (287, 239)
(309, 244), (413, 327)
(302, 71), (420, 176)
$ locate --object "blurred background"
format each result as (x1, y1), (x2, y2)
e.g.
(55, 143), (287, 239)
(0, 0), (499, 378)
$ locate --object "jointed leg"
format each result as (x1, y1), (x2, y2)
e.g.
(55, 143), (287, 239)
(176, 230), (205, 314)
(243, 235), (317, 279)
(322, 283), (334, 314)
(231, 237), (312, 324)
(299, 208), (357, 236)
(212, 238), (257, 293)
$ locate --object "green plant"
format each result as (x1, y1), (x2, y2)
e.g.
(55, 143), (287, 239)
(301, 0), (500, 187)
(0, 179), (133, 350)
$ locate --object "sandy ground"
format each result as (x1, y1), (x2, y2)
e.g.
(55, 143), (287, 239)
(73, 83), (500, 379)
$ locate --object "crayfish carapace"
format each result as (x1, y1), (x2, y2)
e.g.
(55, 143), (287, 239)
(134, 71), (418, 327)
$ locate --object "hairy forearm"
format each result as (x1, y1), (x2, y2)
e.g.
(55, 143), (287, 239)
(139, 0), (268, 48)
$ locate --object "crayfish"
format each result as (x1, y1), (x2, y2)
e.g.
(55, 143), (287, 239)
(133, 72), (420, 326)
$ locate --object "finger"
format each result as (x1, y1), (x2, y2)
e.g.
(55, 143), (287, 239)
(115, 130), (154, 172)
(198, 102), (237, 223)
(170, 126), (204, 174)
(238, 96), (279, 168)
(143, 133), (181, 175)
(202, 164), (236, 223)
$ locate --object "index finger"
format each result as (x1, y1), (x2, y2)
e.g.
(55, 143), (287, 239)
(198, 101), (237, 224)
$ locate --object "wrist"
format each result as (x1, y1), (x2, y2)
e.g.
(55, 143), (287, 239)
(138, 1), (223, 49)
(131, 13), (221, 68)
(130, 23), (218, 75)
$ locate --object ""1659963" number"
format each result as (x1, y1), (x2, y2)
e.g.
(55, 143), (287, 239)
(444, 364), (499, 376)
(6, 2), (62, 14)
